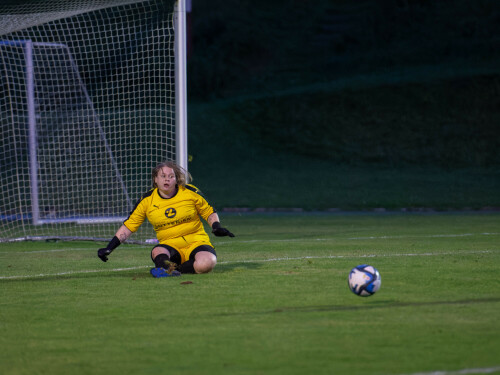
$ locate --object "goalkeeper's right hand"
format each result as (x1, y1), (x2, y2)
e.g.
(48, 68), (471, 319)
(97, 236), (121, 262)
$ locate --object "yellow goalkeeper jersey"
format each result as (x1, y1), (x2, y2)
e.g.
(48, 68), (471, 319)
(123, 184), (215, 244)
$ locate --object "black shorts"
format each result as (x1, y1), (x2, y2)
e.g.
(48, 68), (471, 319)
(151, 244), (216, 265)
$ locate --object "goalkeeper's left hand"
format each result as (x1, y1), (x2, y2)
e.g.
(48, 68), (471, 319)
(212, 222), (235, 237)
(97, 248), (113, 262)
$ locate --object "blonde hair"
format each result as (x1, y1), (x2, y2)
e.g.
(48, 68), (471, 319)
(151, 161), (192, 188)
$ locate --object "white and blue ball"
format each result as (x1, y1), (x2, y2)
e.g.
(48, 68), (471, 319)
(348, 264), (381, 297)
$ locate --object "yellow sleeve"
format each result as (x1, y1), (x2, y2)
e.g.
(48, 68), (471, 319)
(123, 191), (151, 232)
(186, 184), (215, 221)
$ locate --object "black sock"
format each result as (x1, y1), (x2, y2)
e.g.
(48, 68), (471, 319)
(154, 253), (171, 269)
(179, 260), (196, 274)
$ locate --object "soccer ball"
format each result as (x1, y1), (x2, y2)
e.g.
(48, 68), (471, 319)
(348, 264), (381, 297)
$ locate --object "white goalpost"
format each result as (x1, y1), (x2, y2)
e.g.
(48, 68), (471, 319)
(0, 0), (188, 242)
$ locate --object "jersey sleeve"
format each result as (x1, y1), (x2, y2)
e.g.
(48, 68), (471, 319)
(186, 184), (216, 221)
(123, 190), (152, 232)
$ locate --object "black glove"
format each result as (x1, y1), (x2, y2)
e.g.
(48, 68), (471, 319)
(97, 236), (121, 262)
(212, 221), (235, 237)
(98, 248), (113, 262)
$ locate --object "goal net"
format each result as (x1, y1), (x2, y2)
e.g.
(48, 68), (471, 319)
(0, 0), (188, 243)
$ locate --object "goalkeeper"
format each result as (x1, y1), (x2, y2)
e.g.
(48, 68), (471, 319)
(97, 161), (234, 277)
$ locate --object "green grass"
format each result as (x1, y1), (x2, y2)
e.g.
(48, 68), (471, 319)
(1, 212), (499, 375)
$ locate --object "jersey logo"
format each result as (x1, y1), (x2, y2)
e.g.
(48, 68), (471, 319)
(164, 207), (177, 218)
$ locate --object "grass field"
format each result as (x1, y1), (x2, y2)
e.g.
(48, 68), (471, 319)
(1, 212), (499, 375)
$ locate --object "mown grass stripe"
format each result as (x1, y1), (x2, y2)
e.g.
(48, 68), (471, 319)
(400, 365), (500, 375)
(0, 249), (495, 280)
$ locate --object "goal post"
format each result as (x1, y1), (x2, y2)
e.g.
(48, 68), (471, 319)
(2, 39), (134, 226)
(174, 0), (189, 172)
(0, 0), (188, 242)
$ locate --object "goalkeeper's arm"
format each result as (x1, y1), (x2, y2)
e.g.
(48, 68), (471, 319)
(97, 225), (132, 262)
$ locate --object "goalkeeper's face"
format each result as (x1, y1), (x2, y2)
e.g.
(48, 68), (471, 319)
(155, 166), (177, 198)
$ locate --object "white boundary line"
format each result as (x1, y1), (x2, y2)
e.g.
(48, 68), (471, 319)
(0, 247), (95, 255)
(0, 232), (498, 255)
(220, 250), (496, 263)
(348, 232), (499, 240)
(214, 232), (499, 245)
(0, 246), (146, 255)
(399, 366), (500, 375)
(0, 249), (496, 280)
(0, 266), (150, 279)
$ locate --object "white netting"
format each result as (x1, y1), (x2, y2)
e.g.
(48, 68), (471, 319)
(0, 0), (150, 36)
(0, 0), (180, 242)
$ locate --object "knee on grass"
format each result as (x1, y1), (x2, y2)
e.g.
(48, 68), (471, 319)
(193, 252), (217, 274)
